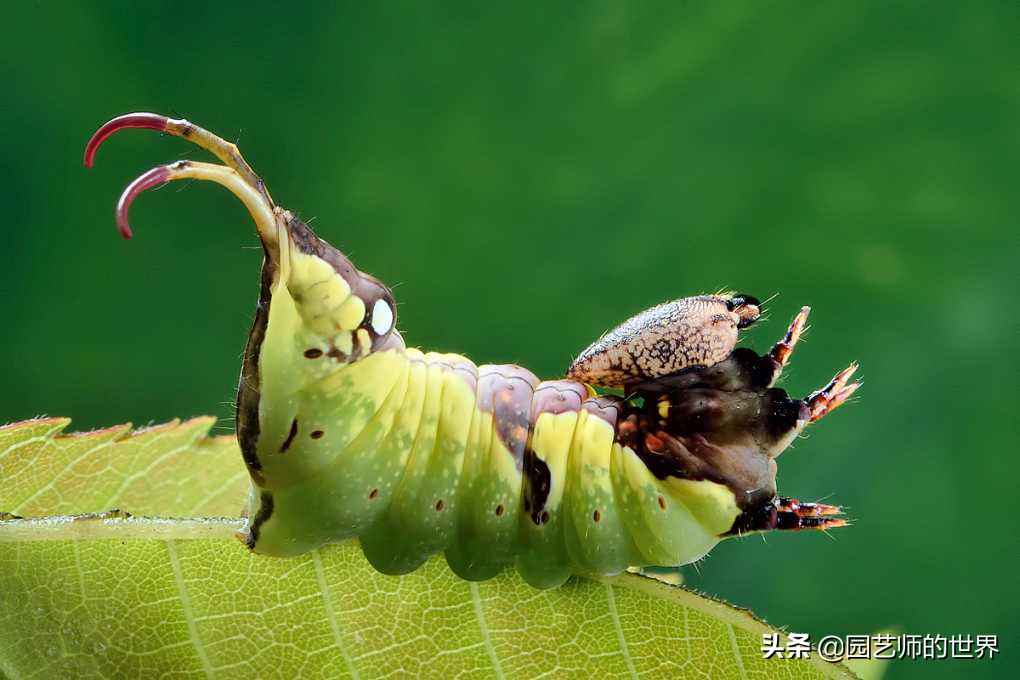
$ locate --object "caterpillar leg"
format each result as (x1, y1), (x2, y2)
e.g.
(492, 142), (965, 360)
(806, 363), (861, 423)
(776, 496), (843, 517)
(724, 496), (847, 536)
(765, 306), (809, 386)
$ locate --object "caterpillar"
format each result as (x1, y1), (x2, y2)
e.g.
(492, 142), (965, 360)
(84, 113), (859, 589)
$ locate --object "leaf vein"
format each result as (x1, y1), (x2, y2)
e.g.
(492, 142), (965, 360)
(312, 549), (360, 680)
(165, 540), (215, 678)
(605, 582), (638, 680)
(726, 623), (749, 680)
(470, 582), (504, 680)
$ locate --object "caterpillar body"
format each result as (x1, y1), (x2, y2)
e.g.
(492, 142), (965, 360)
(85, 113), (859, 589)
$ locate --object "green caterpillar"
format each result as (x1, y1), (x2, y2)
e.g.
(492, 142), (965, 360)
(85, 113), (859, 589)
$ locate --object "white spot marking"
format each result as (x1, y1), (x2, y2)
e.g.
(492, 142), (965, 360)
(371, 299), (393, 335)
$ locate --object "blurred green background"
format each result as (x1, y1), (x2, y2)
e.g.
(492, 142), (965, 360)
(2, 2), (1015, 678)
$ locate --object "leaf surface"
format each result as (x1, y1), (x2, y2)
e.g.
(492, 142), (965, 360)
(0, 417), (247, 517)
(0, 418), (856, 679)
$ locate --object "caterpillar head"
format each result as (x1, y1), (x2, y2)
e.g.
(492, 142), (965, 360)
(567, 292), (761, 388)
(622, 306), (859, 534)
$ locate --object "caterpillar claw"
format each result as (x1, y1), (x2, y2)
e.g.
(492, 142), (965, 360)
(84, 112), (172, 168)
(113, 160), (278, 245)
(806, 362), (861, 422)
(84, 111), (269, 201)
(115, 164), (173, 239)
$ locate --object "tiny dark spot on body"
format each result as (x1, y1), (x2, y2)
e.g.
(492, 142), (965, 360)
(279, 418), (298, 453)
(310, 430), (324, 439)
(593, 509), (601, 522)
(495, 504), (504, 516)
(540, 511), (550, 524)
(435, 499), (445, 511)
(658, 495), (667, 510)
(304, 348), (323, 359)
(369, 488), (379, 500)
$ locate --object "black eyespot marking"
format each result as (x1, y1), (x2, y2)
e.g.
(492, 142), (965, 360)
(435, 499), (445, 511)
(495, 504), (504, 516)
(369, 488), (379, 500)
(303, 348), (323, 359)
(593, 509), (601, 523)
(310, 430), (324, 439)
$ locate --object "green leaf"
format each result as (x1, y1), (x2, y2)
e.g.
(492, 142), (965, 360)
(0, 419), (857, 679)
(0, 417), (247, 517)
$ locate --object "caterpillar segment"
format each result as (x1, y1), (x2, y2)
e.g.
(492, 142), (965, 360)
(85, 113), (858, 589)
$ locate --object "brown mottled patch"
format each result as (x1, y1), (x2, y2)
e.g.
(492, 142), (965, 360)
(477, 365), (538, 468)
(530, 380), (586, 419)
(582, 395), (624, 429)
(567, 294), (755, 388)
